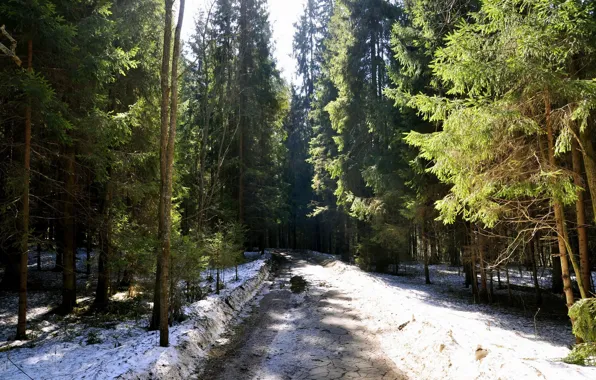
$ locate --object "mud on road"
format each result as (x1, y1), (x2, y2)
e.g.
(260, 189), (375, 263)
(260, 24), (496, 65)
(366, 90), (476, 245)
(198, 251), (405, 380)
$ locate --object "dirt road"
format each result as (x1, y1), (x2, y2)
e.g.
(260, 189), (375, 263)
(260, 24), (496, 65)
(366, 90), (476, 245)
(198, 252), (405, 380)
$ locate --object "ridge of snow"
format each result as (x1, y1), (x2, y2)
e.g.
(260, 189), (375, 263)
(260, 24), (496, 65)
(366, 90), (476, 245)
(0, 257), (270, 380)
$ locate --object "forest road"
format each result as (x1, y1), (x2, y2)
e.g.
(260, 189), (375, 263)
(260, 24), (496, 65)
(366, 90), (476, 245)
(198, 251), (406, 380)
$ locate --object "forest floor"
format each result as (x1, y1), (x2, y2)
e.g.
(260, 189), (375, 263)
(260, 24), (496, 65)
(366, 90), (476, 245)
(1, 250), (595, 379)
(198, 251), (596, 380)
(0, 249), (99, 349)
(0, 251), (270, 379)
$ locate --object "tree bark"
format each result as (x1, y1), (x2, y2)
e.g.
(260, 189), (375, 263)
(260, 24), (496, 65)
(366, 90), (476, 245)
(94, 180), (112, 309)
(86, 229), (92, 276)
(529, 237), (542, 305)
(505, 265), (512, 304)
(579, 125), (596, 223)
(157, 0), (185, 348)
(61, 147), (76, 314)
(16, 39), (33, 339)
(422, 221), (431, 284)
(552, 249), (563, 293)
(477, 230), (488, 303)
(151, 0), (174, 333)
(572, 136), (591, 297)
(238, 0), (251, 227)
(36, 243), (41, 271)
(545, 95), (574, 311)
(469, 226), (479, 301)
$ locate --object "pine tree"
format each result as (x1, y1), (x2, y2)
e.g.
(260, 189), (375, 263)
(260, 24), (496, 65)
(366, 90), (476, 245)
(405, 0), (596, 316)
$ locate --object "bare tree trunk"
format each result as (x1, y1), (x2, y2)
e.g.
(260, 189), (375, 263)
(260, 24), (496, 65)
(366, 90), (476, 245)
(430, 225), (438, 265)
(552, 248), (563, 292)
(94, 180), (112, 309)
(61, 147), (76, 314)
(36, 243), (41, 271)
(157, 0), (185, 348)
(579, 125), (596, 223)
(151, 0), (174, 333)
(530, 237), (542, 305)
(16, 39), (33, 339)
(238, 0), (248, 227)
(216, 268), (220, 295)
(86, 174), (92, 276)
(545, 95), (575, 311)
(505, 265), (512, 304)
(422, 221), (431, 284)
(86, 229), (92, 276)
(572, 136), (590, 297)
(477, 230), (488, 303)
(469, 226), (479, 301)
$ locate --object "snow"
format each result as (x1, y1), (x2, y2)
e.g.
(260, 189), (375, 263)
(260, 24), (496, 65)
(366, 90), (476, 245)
(0, 255), (270, 380)
(0, 249), (96, 348)
(294, 253), (596, 380)
(1, 249), (594, 379)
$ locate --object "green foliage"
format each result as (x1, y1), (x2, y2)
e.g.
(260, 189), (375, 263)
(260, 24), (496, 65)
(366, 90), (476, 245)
(178, 0), (289, 245)
(85, 331), (103, 345)
(403, 0), (596, 228)
(564, 344), (596, 366)
(569, 298), (596, 343)
(204, 222), (246, 273)
(566, 298), (596, 365)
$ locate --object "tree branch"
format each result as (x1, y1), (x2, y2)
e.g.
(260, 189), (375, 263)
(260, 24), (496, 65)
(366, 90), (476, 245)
(0, 25), (22, 67)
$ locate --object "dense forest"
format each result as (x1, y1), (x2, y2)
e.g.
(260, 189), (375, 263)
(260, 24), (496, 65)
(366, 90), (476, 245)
(1, 0), (595, 366)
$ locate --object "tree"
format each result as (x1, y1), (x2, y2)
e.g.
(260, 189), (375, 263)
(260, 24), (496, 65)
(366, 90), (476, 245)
(0, 0), (75, 336)
(405, 0), (596, 316)
(152, 0), (185, 348)
(0, 23), (30, 339)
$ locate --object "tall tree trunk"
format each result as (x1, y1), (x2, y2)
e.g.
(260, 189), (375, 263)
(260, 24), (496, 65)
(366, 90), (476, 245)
(422, 221), (431, 284)
(16, 39), (33, 339)
(342, 213), (350, 262)
(552, 249), (563, 293)
(579, 125), (596, 222)
(572, 136), (590, 297)
(478, 230), (488, 303)
(545, 94), (575, 311)
(54, 216), (64, 272)
(94, 180), (112, 309)
(157, 0), (185, 348)
(469, 226), (479, 301)
(237, 0), (247, 227)
(411, 224), (417, 260)
(36, 243), (41, 271)
(86, 229), (92, 276)
(430, 226), (438, 264)
(151, 0), (174, 333)
(505, 265), (512, 304)
(530, 237), (542, 305)
(61, 147), (76, 314)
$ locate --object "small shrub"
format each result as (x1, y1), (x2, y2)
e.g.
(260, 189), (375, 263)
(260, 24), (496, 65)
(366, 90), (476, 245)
(86, 330), (103, 345)
(565, 298), (596, 366)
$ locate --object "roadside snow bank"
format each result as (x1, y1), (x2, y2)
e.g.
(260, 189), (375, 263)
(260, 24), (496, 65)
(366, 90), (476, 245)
(302, 252), (596, 380)
(0, 258), (270, 380)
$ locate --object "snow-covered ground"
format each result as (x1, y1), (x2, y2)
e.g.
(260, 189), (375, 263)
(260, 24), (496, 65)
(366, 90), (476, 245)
(297, 253), (596, 379)
(401, 262), (595, 292)
(0, 256), (270, 380)
(0, 249), (96, 348)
